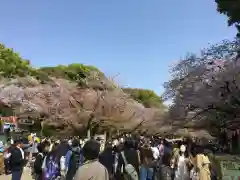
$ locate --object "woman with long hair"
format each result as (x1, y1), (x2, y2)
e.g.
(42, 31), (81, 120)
(42, 141), (61, 180)
(172, 144), (190, 180)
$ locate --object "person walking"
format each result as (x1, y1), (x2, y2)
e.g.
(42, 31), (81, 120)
(74, 139), (109, 180)
(99, 141), (115, 180)
(65, 138), (83, 180)
(7, 138), (25, 180)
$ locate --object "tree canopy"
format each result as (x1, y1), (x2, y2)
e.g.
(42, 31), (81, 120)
(0, 43), (169, 135)
(215, 0), (240, 37)
(123, 88), (165, 108)
(0, 43), (105, 87)
(0, 43), (165, 110)
(0, 44), (32, 78)
(163, 39), (240, 132)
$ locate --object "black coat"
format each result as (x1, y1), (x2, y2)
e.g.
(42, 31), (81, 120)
(9, 146), (24, 171)
(117, 148), (140, 175)
(34, 153), (44, 180)
(99, 148), (115, 175)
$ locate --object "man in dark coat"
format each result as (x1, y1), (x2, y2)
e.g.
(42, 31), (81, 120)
(99, 142), (115, 179)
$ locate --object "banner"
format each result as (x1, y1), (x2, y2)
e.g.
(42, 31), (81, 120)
(0, 116), (17, 128)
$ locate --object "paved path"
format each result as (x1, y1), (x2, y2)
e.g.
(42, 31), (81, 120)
(0, 167), (33, 180)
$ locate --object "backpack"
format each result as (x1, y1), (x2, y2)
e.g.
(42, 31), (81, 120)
(70, 151), (81, 169)
(65, 149), (84, 172)
(43, 156), (60, 180)
(120, 151), (139, 180)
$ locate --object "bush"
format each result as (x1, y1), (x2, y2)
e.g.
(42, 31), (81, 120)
(39, 63), (103, 85)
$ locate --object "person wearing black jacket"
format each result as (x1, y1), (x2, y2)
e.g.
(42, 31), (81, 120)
(116, 139), (140, 180)
(8, 139), (25, 180)
(34, 141), (50, 180)
(99, 142), (115, 180)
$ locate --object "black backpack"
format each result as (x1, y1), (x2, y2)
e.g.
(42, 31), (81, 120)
(70, 151), (81, 170)
(65, 151), (81, 180)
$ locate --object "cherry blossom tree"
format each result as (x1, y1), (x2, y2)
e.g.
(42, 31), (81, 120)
(163, 39), (240, 131)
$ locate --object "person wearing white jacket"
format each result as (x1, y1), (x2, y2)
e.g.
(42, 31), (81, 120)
(151, 146), (160, 160)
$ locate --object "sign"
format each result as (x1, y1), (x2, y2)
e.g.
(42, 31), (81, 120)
(3, 123), (15, 131)
(0, 116), (18, 131)
(3, 123), (10, 130)
(220, 160), (240, 180)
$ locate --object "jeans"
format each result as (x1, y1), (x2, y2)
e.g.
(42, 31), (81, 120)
(11, 169), (23, 180)
(140, 166), (154, 180)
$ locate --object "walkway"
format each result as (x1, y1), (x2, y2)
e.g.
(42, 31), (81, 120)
(0, 167), (33, 180)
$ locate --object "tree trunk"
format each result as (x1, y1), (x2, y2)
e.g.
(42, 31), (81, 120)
(87, 129), (91, 139)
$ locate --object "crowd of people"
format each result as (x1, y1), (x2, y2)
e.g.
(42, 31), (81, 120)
(1, 134), (218, 180)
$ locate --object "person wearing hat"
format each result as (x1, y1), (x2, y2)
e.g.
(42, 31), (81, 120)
(74, 139), (109, 180)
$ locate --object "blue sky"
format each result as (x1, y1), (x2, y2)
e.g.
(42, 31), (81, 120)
(0, 0), (236, 98)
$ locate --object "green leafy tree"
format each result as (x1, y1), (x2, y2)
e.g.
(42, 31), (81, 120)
(215, 0), (240, 37)
(0, 43), (104, 86)
(0, 44), (31, 78)
(39, 63), (103, 86)
(123, 88), (165, 108)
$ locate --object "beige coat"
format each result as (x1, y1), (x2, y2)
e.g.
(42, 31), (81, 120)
(74, 160), (109, 180)
(0, 153), (4, 175)
(196, 154), (211, 180)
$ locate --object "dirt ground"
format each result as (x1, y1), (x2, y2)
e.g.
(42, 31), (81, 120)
(0, 167), (33, 180)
